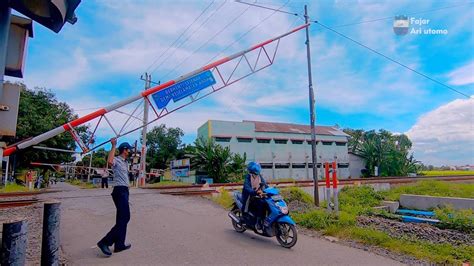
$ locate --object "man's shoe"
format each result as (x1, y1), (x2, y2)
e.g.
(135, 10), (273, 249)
(114, 243), (131, 253)
(97, 242), (112, 256)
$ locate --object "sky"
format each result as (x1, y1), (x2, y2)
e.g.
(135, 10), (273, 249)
(7, 0), (474, 166)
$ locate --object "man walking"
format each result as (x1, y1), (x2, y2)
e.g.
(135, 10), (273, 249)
(97, 138), (132, 256)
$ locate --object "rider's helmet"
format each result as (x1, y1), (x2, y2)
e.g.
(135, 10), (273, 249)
(247, 162), (261, 175)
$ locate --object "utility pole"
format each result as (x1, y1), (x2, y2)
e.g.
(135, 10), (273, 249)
(305, 5), (319, 206)
(87, 151), (93, 183)
(139, 73), (151, 187)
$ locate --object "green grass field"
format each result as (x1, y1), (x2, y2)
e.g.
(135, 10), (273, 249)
(421, 170), (474, 176)
(67, 179), (96, 189)
(0, 183), (31, 193)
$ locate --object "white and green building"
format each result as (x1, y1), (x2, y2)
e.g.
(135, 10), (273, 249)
(197, 120), (364, 180)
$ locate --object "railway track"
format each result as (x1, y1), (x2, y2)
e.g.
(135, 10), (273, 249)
(144, 175), (474, 196)
(0, 199), (40, 209)
(0, 190), (61, 199)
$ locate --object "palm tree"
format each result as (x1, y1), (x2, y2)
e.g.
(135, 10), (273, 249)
(346, 129), (420, 177)
(191, 138), (233, 183)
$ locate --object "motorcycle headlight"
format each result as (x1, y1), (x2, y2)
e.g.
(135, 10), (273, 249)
(279, 205), (289, 214)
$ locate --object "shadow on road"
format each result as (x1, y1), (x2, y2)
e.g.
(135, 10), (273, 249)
(222, 229), (295, 252)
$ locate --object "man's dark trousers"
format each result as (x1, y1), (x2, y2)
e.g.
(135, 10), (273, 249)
(101, 177), (109, 188)
(99, 186), (130, 248)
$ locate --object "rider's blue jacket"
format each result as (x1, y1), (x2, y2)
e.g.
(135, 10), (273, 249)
(241, 173), (268, 206)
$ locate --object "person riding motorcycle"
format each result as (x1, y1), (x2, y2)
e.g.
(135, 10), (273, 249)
(241, 162), (268, 230)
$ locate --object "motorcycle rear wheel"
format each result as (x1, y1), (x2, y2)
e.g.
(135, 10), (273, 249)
(231, 208), (246, 233)
(276, 222), (297, 248)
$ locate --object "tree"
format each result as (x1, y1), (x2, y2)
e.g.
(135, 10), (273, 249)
(190, 138), (247, 183)
(175, 144), (196, 160)
(80, 148), (108, 168)
(344, 128), (420, 177)
(229, 152), (247, 182)
(145, 124), (184, 170)
(344, 128), (364, 153)
(2, 83), (88, 170)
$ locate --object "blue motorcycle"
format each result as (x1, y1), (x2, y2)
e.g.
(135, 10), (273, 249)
(228, 185), (298, 248)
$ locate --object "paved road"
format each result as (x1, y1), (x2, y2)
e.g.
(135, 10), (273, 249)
(42, 183), (403, 265)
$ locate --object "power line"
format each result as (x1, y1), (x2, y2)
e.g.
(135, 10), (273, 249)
(332, 2), (474, 28)
(235, 0), (299, 16)
(161, 3), (253, 81)
(313, 21), (471, 98)
(232, 0), (471, 98)
(150, 0), (228, 76)
(144, 1), (215, 73)
(205, 0), (291, 65)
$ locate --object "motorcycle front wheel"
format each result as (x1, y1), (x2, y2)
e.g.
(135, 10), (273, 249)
(231, 208), (246, 233)
(276, 222), (297, 248)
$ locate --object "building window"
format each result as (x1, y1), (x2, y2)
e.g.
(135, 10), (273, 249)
(237, 137), (253, 143)
(308, 163), (322, 168)
(336, 142), (347, 146)
(275, 163), (290, 169)
(291, 140), (304, 144)
(322, 141), (333, 146)
(274, 139), (288, 144)
(261, 163), (273, 169)
(292, 163), (306, 168)
(306, 140), (319, 145)
(256, 139), (271, 144)
(214, 137), (231, 142)
(338, 164), (349, 168)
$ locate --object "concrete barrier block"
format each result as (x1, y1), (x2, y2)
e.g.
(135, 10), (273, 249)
(399, 194), (474, 210)
(382, 201), (400, 213)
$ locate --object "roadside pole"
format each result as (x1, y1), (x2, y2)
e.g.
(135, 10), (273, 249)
(304, 5), (319, 206)
(87, 151), (93, 183)
(139, 73), (151, 187)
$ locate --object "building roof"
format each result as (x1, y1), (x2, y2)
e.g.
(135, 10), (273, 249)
(243, 120), (349, 137)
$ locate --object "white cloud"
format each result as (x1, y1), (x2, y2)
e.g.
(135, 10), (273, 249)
(406, 97), (474, 166)
(26, 48), (90, 90)
(447, 61), (474, 86)
(16, 0), (474, 152)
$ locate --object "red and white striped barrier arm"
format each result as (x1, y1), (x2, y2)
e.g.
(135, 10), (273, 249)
(3, 24), (309, 157)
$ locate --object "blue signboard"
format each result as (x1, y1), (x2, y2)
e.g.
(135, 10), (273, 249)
(152, 70), (216, 109)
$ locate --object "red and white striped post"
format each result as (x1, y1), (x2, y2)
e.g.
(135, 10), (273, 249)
(332, 161), (339, 213)
(325, 162), (331, 211)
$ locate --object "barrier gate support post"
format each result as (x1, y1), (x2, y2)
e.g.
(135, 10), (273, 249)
(325, 162), (331, 211)
(1, 219), (28, 265)
(332, 161), (339, 213)
(41, 201), (61, 266)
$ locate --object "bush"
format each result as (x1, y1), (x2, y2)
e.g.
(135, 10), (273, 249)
(280, 187), (313, 205)
(212, 188), (234, 210)
(435, 206), (474, 233)
(338, 185), (384, 215)
(293, 209), (356, 231)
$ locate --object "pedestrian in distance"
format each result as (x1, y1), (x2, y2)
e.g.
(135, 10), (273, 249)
(97, 138), (132, 256)
(101, 165), (109, 189)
